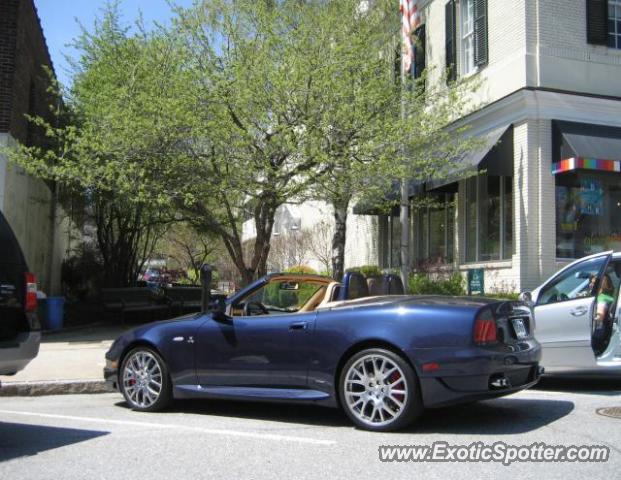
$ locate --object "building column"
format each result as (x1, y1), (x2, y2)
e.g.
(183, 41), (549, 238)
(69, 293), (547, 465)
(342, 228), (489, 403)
(513, 119), (556, 292)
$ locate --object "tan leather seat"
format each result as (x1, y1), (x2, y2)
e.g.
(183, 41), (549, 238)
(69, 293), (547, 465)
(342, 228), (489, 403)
(317, 281), (342, 308)
(298, 285), (328, 312)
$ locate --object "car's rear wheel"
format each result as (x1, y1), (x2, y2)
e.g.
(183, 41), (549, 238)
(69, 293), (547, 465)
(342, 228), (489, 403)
(119, 347), (172, 412)
(339, 348), (423, 432)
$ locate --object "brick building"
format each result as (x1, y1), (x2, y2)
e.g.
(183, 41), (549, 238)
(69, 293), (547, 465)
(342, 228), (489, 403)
(367, 0), (621, 293)
(0, 0), (66, 294)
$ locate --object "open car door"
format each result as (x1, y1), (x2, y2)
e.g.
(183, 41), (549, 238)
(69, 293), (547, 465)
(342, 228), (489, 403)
(531, 252), (612, 371)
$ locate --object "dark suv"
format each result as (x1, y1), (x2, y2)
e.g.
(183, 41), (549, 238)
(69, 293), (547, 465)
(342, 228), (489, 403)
(0, 210), (41, 376)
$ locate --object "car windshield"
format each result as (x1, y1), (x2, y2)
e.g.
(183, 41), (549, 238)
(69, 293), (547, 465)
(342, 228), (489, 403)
(246, 280), (325, 312)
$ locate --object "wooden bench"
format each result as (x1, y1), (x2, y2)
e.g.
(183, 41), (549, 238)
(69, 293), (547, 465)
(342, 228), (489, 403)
(163, 286), (203, 315)
(102, 287), (171, 324)
(163, 287), (228, 315)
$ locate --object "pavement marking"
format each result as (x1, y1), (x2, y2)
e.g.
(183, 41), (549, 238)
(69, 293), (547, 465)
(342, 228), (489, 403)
(0, 409), (336, 446)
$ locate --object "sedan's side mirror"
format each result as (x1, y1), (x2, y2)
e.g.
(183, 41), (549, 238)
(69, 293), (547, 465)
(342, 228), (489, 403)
(518, 291), (532, 304)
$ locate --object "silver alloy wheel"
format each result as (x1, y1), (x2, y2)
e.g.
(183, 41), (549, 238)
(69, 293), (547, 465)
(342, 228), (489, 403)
(343, 353), (408, 428)
(122, 350), (163, 408)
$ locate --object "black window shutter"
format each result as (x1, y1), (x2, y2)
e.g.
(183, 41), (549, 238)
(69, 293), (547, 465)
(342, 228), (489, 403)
(586, 0), (609, 45)
(474, 0), (488, 67)
(414, 24), (426, 79)
(445, 0), (456, 82)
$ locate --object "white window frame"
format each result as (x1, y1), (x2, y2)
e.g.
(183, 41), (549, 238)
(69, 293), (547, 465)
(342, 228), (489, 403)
(460, 0), (475, 75)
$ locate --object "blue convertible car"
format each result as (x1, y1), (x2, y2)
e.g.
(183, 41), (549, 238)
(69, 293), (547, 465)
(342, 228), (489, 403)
(104, 271), (542, 431)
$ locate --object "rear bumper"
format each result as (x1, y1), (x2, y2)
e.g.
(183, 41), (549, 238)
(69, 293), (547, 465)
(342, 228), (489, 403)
(414, 340), (543, 408)
(420, 364), (543, 408)
(0, 331), (41, 376)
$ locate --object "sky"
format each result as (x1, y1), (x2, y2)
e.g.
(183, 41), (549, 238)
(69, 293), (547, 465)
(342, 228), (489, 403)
(34, 0), (194, 87)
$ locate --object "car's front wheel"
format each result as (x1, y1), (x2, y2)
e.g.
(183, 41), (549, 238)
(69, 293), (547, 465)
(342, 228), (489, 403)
(339, 348), (423, 432)
(119, 347), (172, 412)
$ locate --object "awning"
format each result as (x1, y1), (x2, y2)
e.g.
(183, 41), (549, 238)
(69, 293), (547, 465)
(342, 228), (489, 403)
(426, 125), (513, 191)
(552, 121), (621, 174)
(353, 126), (514, 214)
(353, 180), (424, 215)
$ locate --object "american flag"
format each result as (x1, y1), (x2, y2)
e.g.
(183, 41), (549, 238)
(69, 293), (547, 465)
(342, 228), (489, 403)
(399, 0), (421, 74)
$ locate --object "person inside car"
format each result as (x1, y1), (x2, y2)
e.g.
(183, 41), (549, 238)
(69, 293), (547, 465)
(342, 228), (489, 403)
(595, 275), (615, 323)
(577, 274), (598, 298)
(593, 274), (615, 353)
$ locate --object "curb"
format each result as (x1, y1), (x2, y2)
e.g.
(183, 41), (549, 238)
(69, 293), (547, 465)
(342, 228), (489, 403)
(0, 379), (114, 397)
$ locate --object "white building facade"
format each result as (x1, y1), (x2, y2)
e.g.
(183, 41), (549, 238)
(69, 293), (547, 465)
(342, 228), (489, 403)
(243, 201), (380, 274)
(373, 0), (621, 293)
(244, 1), (621, 292)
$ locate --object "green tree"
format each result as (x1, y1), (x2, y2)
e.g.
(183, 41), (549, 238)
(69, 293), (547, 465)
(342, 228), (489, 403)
(5, 4), (182, 286)
(298, 0), (481, 279)
(168, 0), (349, 285)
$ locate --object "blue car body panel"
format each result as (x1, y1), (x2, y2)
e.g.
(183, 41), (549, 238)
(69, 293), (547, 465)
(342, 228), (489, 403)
(105, 276), (542, 409)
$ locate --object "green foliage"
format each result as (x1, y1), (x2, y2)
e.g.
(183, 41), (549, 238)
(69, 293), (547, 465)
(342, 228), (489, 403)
(408, 272), (466, 296)
(285, 265), (318, 275)
(4, 0), (484, 288)
(346, 265), (383, 278)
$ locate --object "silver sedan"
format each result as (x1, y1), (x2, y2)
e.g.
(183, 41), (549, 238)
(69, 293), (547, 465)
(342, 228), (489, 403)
(520, 251), (621, 376)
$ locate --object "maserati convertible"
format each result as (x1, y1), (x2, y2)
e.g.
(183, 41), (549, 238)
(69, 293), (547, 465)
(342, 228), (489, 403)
(104, 271), (542, 431)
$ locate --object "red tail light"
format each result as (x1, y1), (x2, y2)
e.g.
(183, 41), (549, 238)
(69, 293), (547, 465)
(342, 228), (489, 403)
(474, 308), (498, 345)
(25, 272), (37, 312)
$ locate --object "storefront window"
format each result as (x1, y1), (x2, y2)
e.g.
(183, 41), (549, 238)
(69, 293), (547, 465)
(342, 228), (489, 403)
(479, 176), (501, 261)
(415, 194), (455, 264)
(465, 174), (513, 262)
(465, 177), (477, 262)
(504, 176), (513, 257)
(555, 172), (621, 258)
(390, 214), (402, 268)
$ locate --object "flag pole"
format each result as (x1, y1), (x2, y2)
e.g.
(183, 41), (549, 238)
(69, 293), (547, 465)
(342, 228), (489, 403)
(399, 1), (416, 290)
(399, 86), (410, 290)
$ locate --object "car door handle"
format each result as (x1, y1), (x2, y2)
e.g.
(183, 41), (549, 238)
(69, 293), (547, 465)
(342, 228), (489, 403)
(570, 306), (588, 316)
(289, 321), (308, 331)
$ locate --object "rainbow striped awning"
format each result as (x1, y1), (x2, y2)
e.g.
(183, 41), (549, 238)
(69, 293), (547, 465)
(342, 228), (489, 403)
(551, 157), (621, 175)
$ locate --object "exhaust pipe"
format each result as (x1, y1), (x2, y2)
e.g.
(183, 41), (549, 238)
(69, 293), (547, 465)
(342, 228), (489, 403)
(489, 375), (511, 389)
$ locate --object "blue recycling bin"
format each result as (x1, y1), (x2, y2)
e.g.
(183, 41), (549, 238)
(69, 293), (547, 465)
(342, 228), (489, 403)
(46, 297), (65, 331)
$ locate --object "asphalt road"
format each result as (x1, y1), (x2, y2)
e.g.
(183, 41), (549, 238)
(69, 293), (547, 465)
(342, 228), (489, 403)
(1, 379), (620, 480)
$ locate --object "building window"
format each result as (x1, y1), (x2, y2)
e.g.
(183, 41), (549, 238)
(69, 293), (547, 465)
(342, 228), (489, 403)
(609, 0), (621, 48)
(465, 175), (513, 263)
(390, 214), (402, 268)
(415, 194), (455, 265)
(555, 171), (621, 258)
(460, 0), (475, 75)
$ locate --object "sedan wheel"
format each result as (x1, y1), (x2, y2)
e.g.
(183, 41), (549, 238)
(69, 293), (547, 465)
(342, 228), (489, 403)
(340, 348), (422, 431)
(120, 347), (172, 412)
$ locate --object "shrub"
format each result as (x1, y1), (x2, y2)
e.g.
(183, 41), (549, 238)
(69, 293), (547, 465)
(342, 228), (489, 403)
(285, 265), (318, 275)
(408, 272), (466, 296)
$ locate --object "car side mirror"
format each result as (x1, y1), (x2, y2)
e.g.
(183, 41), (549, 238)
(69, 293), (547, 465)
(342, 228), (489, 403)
(210, 295), (229, 321)
(518, 291), (532, 304)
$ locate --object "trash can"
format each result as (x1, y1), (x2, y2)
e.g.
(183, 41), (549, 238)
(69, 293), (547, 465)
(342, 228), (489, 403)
(46, 297), (65, 331)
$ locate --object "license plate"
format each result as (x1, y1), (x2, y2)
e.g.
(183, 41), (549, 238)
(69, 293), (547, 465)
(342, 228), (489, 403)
(512, 318), (528, 339)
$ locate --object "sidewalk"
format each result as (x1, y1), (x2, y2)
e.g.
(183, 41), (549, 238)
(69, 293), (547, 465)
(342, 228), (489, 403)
(0, 324), (129, 396)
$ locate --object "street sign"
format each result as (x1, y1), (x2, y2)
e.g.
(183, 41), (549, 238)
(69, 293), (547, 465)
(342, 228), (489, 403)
(467, 268), (484, 296)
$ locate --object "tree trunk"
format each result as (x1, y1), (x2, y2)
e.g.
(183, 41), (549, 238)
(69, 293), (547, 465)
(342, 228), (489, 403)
(331, 198), (349, 280)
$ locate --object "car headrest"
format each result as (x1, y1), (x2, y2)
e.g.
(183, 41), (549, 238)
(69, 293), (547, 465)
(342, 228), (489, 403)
(366, 276), (384, 296)
(339, 272), (370, 300)
(383, 274), (404, 295)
